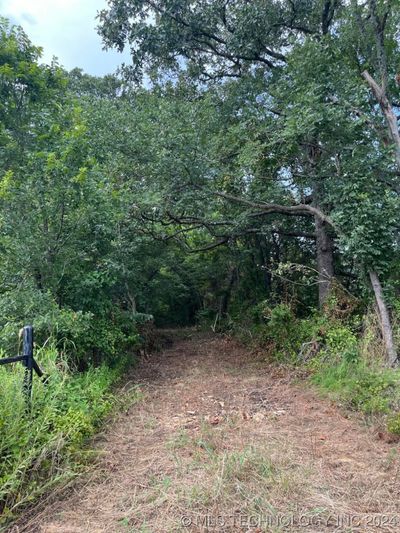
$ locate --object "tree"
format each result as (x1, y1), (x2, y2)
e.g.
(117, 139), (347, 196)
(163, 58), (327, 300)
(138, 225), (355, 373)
(97, 0), (344, 308)
(98, 0), (338, 82)
(98, 0), (400, 363)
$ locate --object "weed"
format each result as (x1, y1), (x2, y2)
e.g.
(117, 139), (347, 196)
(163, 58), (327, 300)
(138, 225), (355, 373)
(0, 345), (136, 525)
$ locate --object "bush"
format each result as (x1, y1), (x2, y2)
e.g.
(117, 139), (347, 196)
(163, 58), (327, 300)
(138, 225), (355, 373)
(0, 284), (143, 368)
(242, 303), (329, 363)
(387, 413), (400, 435)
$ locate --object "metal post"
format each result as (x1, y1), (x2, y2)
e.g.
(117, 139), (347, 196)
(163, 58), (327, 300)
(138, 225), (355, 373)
(22, 325), (34, 407)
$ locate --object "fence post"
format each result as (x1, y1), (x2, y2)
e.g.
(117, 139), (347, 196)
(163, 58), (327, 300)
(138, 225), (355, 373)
(22, 325), (34, 406)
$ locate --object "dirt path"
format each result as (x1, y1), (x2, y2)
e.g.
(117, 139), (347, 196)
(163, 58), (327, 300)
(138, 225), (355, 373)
(14, 331), (400, 532)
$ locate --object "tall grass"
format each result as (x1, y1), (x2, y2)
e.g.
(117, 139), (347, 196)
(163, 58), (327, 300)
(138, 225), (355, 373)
(0, 344), (137, 526)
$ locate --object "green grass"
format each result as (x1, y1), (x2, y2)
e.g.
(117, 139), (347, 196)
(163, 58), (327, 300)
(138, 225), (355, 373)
(0, 344), (139, 527)
(311, 358), (400, 414)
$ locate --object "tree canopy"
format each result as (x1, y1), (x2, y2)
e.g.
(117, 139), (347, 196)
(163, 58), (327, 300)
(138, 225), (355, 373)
(0, 1), (400, 364)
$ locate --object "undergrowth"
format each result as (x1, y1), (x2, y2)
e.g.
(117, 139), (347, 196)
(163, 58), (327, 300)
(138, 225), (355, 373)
(0, 344), (141, 527)
(228, 297), (400, 436)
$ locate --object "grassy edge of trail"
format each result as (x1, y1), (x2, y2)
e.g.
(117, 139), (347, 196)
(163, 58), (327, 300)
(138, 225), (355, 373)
(226, 303), (400, 438)
(0, 345), (143, 530)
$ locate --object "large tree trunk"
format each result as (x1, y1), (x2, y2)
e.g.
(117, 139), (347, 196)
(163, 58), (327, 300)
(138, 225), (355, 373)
(315, 215), (334, 307)
(362, 66), (399, 366)
(312, 170), (334, 307)
(369, 271), (397, 366)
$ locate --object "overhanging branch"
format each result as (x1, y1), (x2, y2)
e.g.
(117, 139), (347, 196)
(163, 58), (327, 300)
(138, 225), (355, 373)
(213, 191), (335, 228)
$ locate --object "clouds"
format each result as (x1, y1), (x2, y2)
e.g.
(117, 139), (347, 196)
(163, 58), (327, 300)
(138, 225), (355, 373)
(1, 0), (131, 75)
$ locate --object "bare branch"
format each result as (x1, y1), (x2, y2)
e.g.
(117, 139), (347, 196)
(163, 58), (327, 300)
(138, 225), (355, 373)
(362, 70), (400, 170)
(186, 237), (229, 253)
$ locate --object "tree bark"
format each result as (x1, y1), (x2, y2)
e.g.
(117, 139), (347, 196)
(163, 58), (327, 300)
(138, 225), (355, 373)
(312, 170), (335, 307)
(315, 216), (335, 307)
(362, 67), (399, 365)
(125, 282), (137, 313)
(369, 271), (397, 366)
(362, 70), (400, 170)
(220, 267), (236, 316)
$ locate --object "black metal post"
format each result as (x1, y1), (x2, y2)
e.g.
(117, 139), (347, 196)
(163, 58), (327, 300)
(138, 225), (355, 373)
(22, 325), (34, 406)
(0, 354), (27, 365)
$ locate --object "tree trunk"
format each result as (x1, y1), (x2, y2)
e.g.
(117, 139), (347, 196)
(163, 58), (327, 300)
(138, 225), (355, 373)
(369, 270), (397, 366)
(258, 235), (272, 294)
(315, 215), (335, 307)
(362, 69), (399, 366)
(220, 267), (236, 316)
(125, 282), (137, 313)
(362, 71), (400, 170)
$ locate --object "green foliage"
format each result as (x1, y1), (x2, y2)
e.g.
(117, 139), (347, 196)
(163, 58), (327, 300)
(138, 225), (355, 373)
(97, 0), (400, 315)
(238, 302), (327, 362)
(387, 414), (400, 435)
(97, 0), (331, 83)
(262, 303), (301, 361)
(0, 285), (141, 367)
(2, 2), (400, 523)
(0, 19), (192, 364)
(0, 345), (139, 523)
(312, 359), (399, 414)
(318, 324), (359, 364)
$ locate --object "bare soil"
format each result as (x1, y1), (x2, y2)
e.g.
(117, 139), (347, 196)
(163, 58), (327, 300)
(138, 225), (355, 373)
(11, 331), (400, 532)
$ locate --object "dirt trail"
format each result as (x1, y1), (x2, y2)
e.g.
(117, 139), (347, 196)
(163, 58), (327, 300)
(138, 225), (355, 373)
(14, 331), (400, 532)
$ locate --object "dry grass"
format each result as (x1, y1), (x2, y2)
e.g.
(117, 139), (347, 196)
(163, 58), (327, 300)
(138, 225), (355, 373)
(359, 310), (388, 364)
(10, 331), (400, 533)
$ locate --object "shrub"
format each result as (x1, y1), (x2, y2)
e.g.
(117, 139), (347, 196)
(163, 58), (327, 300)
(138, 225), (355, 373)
(0, 285), (143, 368)
(246, 303), (329, 363)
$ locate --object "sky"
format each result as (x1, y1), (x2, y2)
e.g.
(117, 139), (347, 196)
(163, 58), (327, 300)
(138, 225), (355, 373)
(0, 0), (131, 75)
